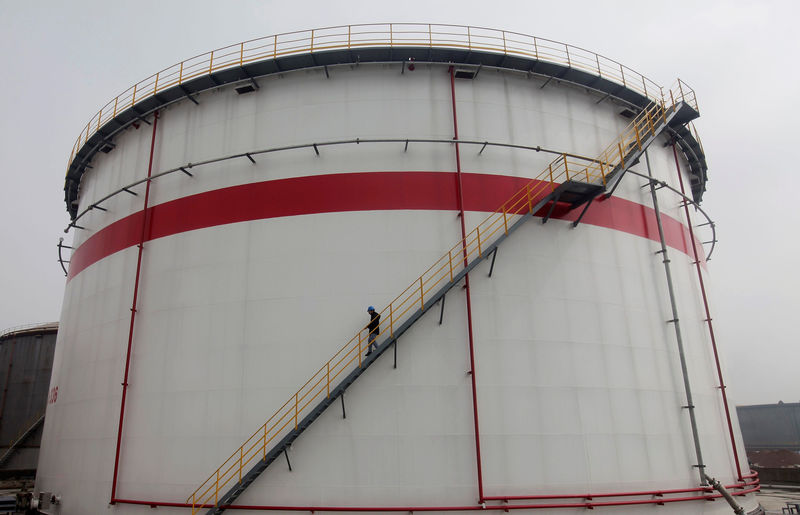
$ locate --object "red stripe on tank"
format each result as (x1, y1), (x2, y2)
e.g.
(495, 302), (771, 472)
(67, 172), (699, 280)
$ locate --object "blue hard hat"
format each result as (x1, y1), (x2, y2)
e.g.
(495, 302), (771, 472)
(367, 306), (375, 312)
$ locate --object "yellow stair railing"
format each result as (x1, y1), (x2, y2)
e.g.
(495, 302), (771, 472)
(187, 82), (697, 514)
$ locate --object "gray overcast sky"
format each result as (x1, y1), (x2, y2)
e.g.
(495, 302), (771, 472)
(0, 0), (796, 406)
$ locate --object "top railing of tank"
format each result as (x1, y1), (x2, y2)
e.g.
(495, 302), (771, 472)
(0, 322), (59, 341)
(65, 23), (696, 178)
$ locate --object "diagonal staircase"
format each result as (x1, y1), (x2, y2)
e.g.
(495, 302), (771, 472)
(187, 80), (699, 515)
(0, 412), (45, 467)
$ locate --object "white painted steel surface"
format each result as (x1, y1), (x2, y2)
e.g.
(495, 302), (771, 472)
(39, 60), (754, 514)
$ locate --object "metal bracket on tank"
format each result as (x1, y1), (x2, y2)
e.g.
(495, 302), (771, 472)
(488, 247), (499, 277)
(438, 294), (446, 325)
(178, 85), (200, 105)
(340, 394), (346, 419)
(571, 198), (595, 228)
(283, 449), (292, 471)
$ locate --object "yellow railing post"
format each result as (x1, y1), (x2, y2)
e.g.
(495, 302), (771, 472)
(477, 227), (482, 257)
(263, 424), (267, 460)
(526, 184), (533, 213)
(239, 448), (243, 483)
(467, 26), (472, 49)
(599, 161), (606, 187)
(549, 163), (554, 185)
(358, 331), (362, 367)
(215, 470), (219, 506)
(310, 29), (315, 51)
(96, 108), (103, 131)
(618, 143), (625, 167)
(209, 51), (214, 73)
(419, 276), (424, 309)
(131, 83), (138, 106)
(326, 362), (330, 398)
(428, 24), (432, 47)
(294, 393), (298, 430)
(240, 42), (244, 66)
(634, 123), (642, 150)
(503, 207), (508, 235)
(502, 30), (507, 54)
(390, 303), (394, 337)
(154, 72), (160, 95)
(113, 96), (118, 118)
(448, 249), (454, 282)
(178, 62), (184, 84)
(563, 154), (570, 181)
(389, 24), (393, 47)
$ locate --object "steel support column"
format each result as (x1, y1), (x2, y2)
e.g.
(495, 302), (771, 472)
(645, 150), (706, 486)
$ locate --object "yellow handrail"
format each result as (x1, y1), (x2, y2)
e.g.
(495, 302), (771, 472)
(186, 84), (695, 514)
(66, 23), (696, 178)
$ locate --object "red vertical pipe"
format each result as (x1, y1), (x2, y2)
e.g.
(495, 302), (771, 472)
(449, 66), (485, 502)
(111, 111), (159, 502)
(671, 143), (743, 481)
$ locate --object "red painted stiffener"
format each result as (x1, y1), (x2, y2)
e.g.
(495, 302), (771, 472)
(111, 475), (759, 511)
(110, 110), (160, 503)
(449, 65), (485, 503)
(671, 142), (743, 481)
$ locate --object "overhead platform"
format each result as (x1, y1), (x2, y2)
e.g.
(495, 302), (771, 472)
(63, 45), (708, 219)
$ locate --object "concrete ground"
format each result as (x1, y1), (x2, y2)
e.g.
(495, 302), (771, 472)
(757, 485), (800, 514)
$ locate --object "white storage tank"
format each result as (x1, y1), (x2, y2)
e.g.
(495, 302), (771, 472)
(38, 24), (759, 515)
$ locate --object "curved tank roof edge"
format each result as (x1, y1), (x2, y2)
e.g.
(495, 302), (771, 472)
(0, 322), (59, 342)
(63, 45), (708, 219)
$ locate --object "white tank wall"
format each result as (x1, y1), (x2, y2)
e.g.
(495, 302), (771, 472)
(39, 62), (755, 514)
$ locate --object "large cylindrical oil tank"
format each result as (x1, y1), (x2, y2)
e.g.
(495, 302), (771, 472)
(39, 24), (759, 515)
(0, 322), (57, 479)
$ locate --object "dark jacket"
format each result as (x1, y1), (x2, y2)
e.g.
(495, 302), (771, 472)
(367, 311), (380, 336)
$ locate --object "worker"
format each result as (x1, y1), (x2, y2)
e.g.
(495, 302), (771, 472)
(366, 306), (380, 356)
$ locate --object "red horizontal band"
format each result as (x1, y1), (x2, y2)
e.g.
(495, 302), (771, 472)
(67, 172), (700, 280)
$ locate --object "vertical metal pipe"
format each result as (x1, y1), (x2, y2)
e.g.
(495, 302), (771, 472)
(111, 111), (159, 503)
(449, 65), (485, 502)
(671, 143), (743, 480)
(645, 150), (706, 486)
